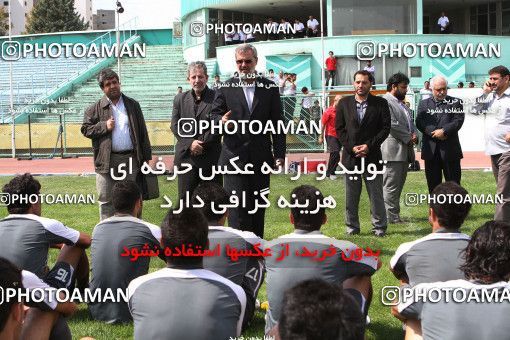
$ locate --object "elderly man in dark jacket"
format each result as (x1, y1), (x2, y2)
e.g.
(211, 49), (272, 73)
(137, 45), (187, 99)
(171, 61), (221, 200)
(416, 75), (464, 193)
(81, 68), (152, 220)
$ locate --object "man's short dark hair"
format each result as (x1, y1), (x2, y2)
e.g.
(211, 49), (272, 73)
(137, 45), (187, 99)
(488, 65), (510, 78)
(0, 258), (23, 333)
(97, 68), (119, 89)
(430, 182), (472, 230)
(192, 183), (229, 224)
(353, 70), (372, 81)
(112, 180), (141, 214)
(279, 279), (365, 340)
(290, 185), (325, 231)
(461, 220), (510, 283)
(329, 51), (334, 54)
(469, 81), (475, 86)
(161, 208), (208, 265)
(301, 87), (308, 93)
(2, 173), (41, 214)
(386, 72), (410, 92)
(269, 69), (274, 73)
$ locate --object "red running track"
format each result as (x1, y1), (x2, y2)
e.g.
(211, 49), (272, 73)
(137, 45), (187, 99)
(0, 151), (491, 176)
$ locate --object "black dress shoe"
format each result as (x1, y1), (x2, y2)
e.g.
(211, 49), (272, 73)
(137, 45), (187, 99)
(346, 228), (360, 235)
(373, 230), (386, 237)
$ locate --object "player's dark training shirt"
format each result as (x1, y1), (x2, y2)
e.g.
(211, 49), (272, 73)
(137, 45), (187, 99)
(0, 214), (80, 277)
(89, 215), (162, 323)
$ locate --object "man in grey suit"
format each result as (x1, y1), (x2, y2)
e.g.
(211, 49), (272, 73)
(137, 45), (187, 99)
(381, 73), (417, 223)
(171, 61), (221, 200)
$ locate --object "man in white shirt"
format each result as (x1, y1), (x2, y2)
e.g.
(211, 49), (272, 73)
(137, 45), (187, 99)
(232, 31), (240, 44)
(267, 69), (277, 84)
(267, 18), (278, 40)
(283, 73), (297, 96)
(293, 19), (305, 38)
(306, 15), (319, 37)
(246, 31), (255, 43)
(300, 87), (314, 122)
(225, 33), (233, 45)
(437, 12), (450, 33)
(419, 80), (432, 100)
(238, 30), (246, 43)
(471, 65), (510, 221)
(279, 18), (292, 39)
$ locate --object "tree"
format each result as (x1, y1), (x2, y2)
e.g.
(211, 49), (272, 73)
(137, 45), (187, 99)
(25, 0), (88, 34)
(0, 6), (8, 36)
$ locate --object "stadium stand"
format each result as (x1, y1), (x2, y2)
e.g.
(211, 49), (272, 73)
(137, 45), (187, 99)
(0, 54), (99, 122)
(55, 45), (189, 123)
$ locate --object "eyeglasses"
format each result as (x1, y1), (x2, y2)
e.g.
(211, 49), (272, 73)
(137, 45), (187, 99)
(236, 59), (253, 65)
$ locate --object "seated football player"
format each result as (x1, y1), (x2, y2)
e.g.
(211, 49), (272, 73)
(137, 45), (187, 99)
(128, 208), (246, 339)
(264, 185), (380, 334)
(89, 180), (164, 323)
(193, 182), (264, 329)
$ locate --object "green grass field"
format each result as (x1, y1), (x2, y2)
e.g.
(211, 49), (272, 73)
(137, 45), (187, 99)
(0, 171), (497, 340)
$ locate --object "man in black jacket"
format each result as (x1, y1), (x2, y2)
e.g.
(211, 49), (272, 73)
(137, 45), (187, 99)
(81, 68), (152, 220)
(335, 70), (391, 236)
(416, 75), (464, 193)
(171, 61), (221, 200)
(211, 44), (286, 238)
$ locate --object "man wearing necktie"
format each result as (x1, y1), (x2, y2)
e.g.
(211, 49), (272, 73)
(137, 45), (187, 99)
(381, 73), (417, 224)
(416, 75), (464, 193)
(211, 44), (286, 238)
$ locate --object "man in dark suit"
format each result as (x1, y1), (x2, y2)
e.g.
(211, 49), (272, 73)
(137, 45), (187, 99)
(416, 75), (464, 193)
(211, 44), (286, 238)
(335, 70), (391, 237)
(171, 61), (221, 200)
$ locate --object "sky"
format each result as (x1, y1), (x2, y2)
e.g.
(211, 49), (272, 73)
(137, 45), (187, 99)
(92, 0), (181, 28)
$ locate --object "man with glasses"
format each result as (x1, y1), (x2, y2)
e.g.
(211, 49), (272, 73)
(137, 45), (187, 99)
(211, 44), (286, 238)
(416, 75), (464, 193)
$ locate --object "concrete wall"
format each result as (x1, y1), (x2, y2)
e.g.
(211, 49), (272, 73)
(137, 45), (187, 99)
(0, 121), (174, 150)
